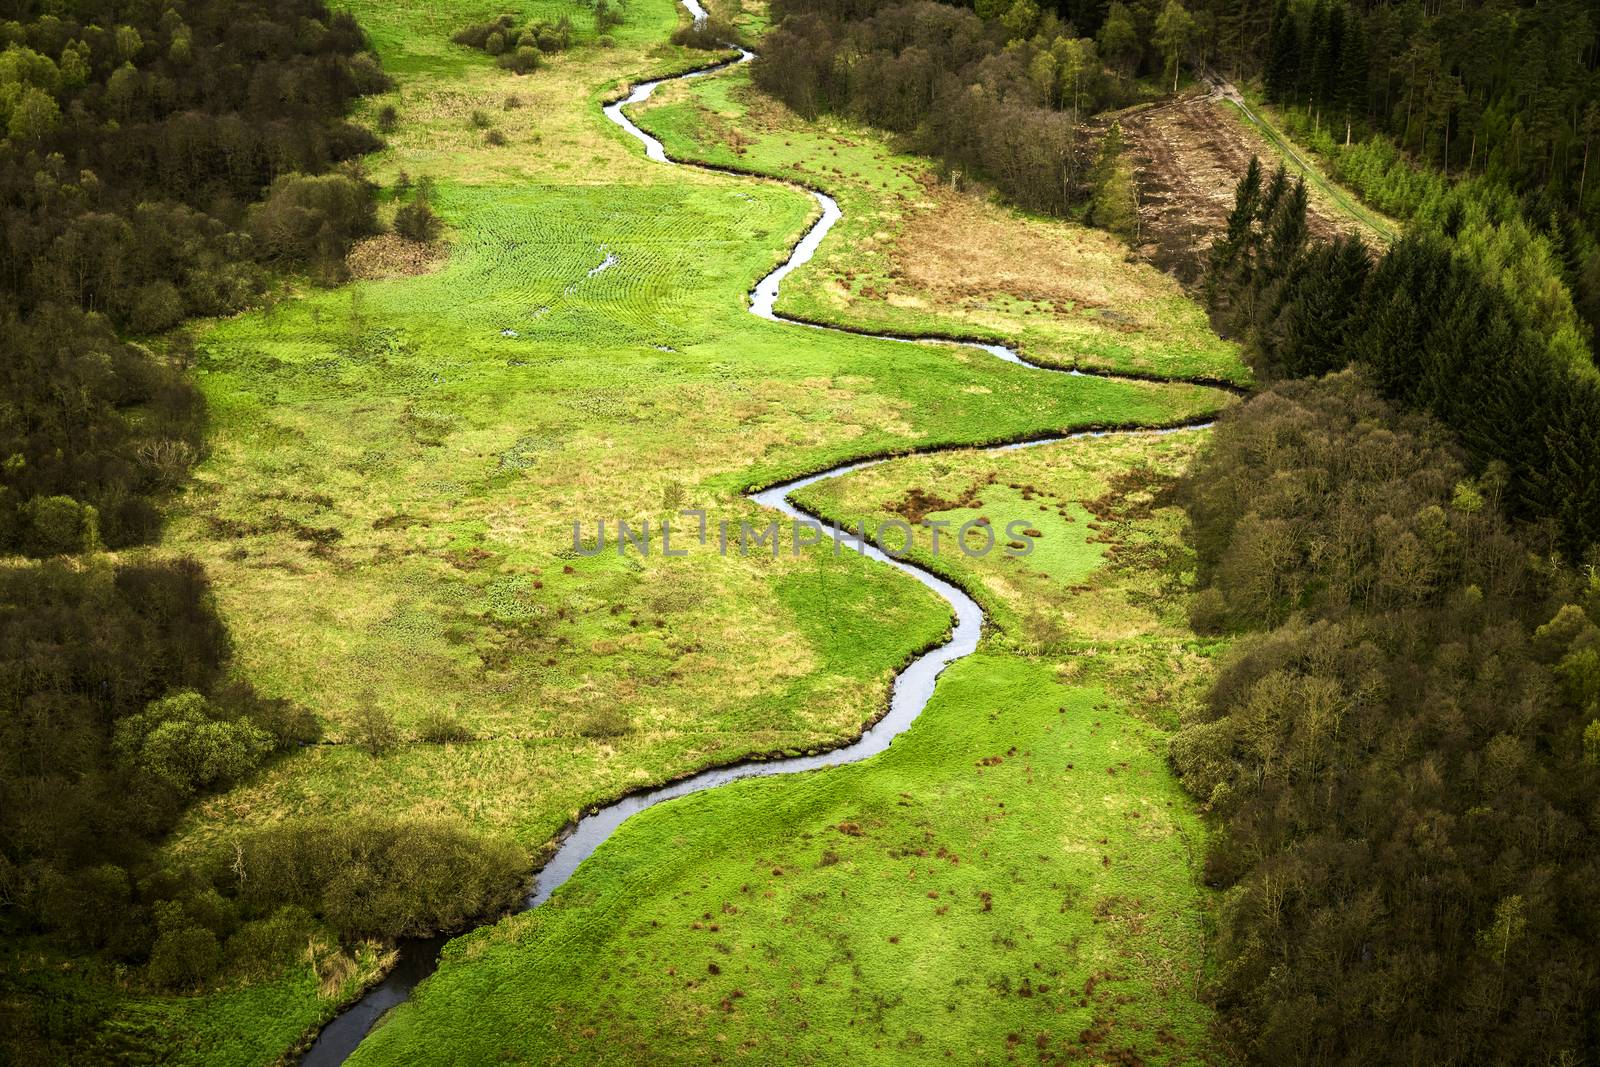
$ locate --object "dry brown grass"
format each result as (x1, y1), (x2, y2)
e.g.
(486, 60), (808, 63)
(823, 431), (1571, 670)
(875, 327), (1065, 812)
(347, 234), (449, 279)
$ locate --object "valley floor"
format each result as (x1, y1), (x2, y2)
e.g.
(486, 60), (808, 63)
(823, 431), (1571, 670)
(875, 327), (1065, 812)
(94, 0), (1246, 1060)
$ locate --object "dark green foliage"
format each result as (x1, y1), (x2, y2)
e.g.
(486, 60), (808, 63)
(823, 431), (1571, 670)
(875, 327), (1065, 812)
(0, 559), (308, 946)
(227, 818), (528, 940)
(1084, 121), (1137, 241)
(453, 12), (575, 67)
(248, 172), (379, 272)
(593, 1), (624, 36)
(0, 0), (386, 557)
(670, 17), (742, 50)
(393, 186), (443, 243)
(1175, 372), (1600, 1065)
(755, 0), (1127, 215)
(1220, 0), (1599, 218)
(1263, 234), (1369, 378)
(1204, 161), (1600, 554)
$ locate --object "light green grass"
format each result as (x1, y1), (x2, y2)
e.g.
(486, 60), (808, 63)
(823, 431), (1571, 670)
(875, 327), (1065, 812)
(790, 431), (1208, 659)
(635, 67), (1248, 384)
(344, 432), (1225, 1065)
(99, 943), (390, 1066)
(97, 0), (1236, 1058)
(351, 655), (1218, 1065)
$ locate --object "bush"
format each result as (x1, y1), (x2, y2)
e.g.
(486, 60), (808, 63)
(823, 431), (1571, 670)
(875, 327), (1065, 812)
(484, 128), (507, 146)
(594, 0), (624, 35)
(248, 172), (377, 265)
(498, 45), (541, 73)
(670, 18), (739, 50)
(113, 690), (274, 800)
(451, 16), (516, 50)
(350, 702), (400, 755)
(416, 710), (474, 744)
(23, 495), (95, 555)
(224, 905), (316, 979)
(148, 925), (221, 988)
(577, 705), (631, 738)
(393, 193), (442, 243)
(129, 281), (184, 333)
(232, 817), (529, 939)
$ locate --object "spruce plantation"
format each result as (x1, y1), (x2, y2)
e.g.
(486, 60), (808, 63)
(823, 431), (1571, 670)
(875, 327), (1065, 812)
(2, 0), (1597, 1065)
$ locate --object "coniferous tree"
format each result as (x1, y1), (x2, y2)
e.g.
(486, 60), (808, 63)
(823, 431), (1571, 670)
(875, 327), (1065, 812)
(1268, 233), (1370, 378)
(1263, 0), (1298, 102)
(1206, 154), (1262, 308)
(1335, 14), (1369, 138)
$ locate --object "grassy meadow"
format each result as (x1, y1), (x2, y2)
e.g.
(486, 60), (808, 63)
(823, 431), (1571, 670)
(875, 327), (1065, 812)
(350, 434), (1226, 1066)
(102, 0), (1245, 1058)
(634, 67), (1248, 384)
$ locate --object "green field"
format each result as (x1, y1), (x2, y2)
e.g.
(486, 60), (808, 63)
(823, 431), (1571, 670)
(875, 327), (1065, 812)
(637, 67), (1249, 384)
(99, 0), (1246, 1058)
(350, 433), (1225, 1066)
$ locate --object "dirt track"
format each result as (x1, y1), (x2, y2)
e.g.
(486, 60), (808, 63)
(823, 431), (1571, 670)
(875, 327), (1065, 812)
(1115, 89), (1366, 284)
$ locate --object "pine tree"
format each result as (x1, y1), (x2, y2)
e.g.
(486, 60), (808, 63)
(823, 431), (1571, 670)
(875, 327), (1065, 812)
(1270, 234), (1371, 378)
(1206, 155), (1262, 307)
(1335, 14), (1369, 139)
(1299, 0), (1327, 106)
(1310, 3), (1344, 123)
(1262, 177), (1309, 279)
(1264, 0), (1298, 102)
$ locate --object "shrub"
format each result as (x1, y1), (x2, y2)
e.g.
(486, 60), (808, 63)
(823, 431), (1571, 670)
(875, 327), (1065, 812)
(577, 705), (631, 738)
(248, 172), (377, 265)
(113, 690), (274, 800)
(129, 281), (184, 333)
(224, 905), (316, 979)
(350, 702), (400, 755)
(499, 45), (541, 73)
(232, 817), (529, 939)
(670, 18), (739, 49)
(484, 128), (507, 146)
(376, 103), (398, 132)
(594, 0), (624, 35)
(451, 16), (516, 50)
(393, 194), (442, 243)
(147, 913), (221, 989)
(417, 711), (474, 744)
(23, 494), (95, 554)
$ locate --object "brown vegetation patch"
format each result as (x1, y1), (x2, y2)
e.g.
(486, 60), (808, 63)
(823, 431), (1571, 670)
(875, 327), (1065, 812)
(891, 190), (1125, 311)
(347, 234), (448, 279)
(1115, 91), (1360, 283)
(887, 482), (980, 525)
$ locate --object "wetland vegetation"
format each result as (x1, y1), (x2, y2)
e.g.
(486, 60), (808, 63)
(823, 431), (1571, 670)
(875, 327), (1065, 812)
(4, 0), (1598, 1064)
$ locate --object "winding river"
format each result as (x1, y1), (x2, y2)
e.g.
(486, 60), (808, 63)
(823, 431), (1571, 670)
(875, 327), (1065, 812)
(301, 7), (1215, 1062)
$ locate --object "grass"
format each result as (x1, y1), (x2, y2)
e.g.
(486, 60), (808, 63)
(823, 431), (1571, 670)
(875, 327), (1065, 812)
(87, 0), (1242, 1058)
(789, 430), (1207, 661)
(634, 67), (1248, 384)
(349, 434), (1224, 1065)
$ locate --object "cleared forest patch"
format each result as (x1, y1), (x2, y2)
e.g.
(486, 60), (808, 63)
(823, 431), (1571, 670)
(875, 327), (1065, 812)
(1116, 88), (1381, 282)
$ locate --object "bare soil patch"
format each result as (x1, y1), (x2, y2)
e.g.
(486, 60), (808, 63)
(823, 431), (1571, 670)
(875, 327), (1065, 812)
(347, 234), (448, 279)
(1116, 90), (1362, 283)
